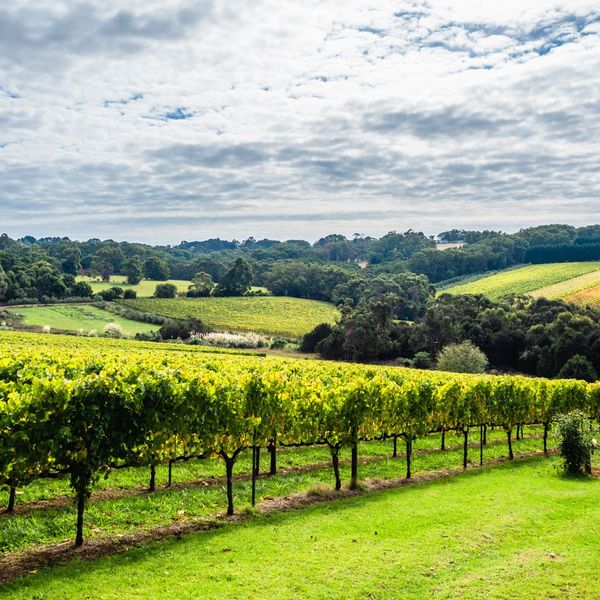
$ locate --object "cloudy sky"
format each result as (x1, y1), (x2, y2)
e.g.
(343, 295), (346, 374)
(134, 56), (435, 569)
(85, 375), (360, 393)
(1, 0), (599, 244)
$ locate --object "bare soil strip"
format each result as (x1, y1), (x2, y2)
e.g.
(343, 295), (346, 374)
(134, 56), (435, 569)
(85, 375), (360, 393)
(0, 449), (551, 584)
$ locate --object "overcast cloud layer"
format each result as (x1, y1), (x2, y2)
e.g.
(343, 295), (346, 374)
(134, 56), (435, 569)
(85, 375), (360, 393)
(1, 0), (599, 243)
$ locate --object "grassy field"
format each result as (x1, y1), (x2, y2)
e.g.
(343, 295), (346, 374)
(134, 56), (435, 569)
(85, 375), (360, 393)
(3, 455), (599, 599)
(444, 262), (600, 301)
(118, 296), (339, 337)
(77, 275), (192, 297)
(6, 305), (158, 336)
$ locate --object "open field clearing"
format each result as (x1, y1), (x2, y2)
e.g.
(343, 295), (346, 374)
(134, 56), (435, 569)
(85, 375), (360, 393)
(5, 305), (157, 336)
(77, 275), (192, 297)
(3, 455), (600, 600)
(118, 296), (340, 337)
(443, 262), (600, 300)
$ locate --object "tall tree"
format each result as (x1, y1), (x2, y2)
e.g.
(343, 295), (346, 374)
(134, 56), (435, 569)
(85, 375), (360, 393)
(215, 258), (253, 296)
(143, 256), (169, 281)
(124, 256), (143, 285)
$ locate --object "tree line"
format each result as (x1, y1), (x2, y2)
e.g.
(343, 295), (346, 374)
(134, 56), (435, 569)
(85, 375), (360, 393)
(3, 224), (598, 304)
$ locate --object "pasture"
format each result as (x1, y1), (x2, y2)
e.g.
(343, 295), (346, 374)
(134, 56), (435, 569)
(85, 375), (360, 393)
(118, 296), (339, 337)
(77, 275), (192, 297)
(5, 305), (158, 336)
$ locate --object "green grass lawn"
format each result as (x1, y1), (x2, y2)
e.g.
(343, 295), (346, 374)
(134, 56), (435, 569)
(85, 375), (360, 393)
(3, 455), (598, 599)
(443, 262), (600, 301)
(118, 296), (340, 337)
(6, 305), (158, 336)
(77, 275), (192, 298)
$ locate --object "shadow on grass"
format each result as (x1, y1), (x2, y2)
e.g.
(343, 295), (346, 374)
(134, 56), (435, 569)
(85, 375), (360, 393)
(1, 452), (565, 591)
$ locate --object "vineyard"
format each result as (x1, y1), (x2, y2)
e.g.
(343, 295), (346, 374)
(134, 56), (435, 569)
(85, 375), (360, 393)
(118, 296), (340, 337)
(563, 282), (600, 309)
(443, 262), (600, 300)
(1, 330), (597, 556)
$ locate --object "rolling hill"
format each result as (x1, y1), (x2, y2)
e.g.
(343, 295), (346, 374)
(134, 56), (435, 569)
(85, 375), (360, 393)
(443, 262), (600, 303)
(118, 296), (339, 337)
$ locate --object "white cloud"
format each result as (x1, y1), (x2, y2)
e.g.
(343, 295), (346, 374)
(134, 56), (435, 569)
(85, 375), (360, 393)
(0, 0), (599, 243)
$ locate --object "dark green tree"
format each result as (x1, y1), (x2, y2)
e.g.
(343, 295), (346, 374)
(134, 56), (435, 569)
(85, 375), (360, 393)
(143, 257), (169, 281)
(154, 283), (178, 298)
(558, 355), (598, 382)
(92, 247), (124, 282)
(187, 272), (214, 297)
(61, 248), (82, 275)
(215, 258), (253, 296)
(125, 256), (143, 285)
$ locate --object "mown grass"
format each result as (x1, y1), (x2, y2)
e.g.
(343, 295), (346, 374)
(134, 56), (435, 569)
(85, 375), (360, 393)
(76, 276), (192, 298)
(5, 305), (157, 336)
(0, 428), (542, 556)
(118, 296), (340, 337)
(444, 262), (600, 300)
(3, 455), (599, 599)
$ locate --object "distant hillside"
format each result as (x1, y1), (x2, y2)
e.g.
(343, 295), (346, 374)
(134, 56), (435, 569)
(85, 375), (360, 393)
(443, 262), (600, 302)
(118, 296), (339, 337)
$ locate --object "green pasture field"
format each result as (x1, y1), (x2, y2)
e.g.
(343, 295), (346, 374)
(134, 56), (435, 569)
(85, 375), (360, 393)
(118, 296), (340, 337)
(77, 275), (192, 297)
(3, 452), (599, 600)
(5, 305), (158, 336)
(443, 261), (600, 301)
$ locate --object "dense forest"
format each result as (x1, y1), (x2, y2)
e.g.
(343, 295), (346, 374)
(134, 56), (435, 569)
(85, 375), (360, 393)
(302, 293), (600, 381)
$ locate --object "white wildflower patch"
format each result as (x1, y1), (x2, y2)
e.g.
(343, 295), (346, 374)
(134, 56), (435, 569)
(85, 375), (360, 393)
(103, 322), (123, 338)
(194, 331), (269, 349)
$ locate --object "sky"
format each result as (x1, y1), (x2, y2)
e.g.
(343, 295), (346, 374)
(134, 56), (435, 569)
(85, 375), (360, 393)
(1, 0), (600, 244)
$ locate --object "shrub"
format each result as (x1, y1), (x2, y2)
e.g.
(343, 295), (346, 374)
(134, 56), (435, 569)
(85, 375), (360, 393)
(98, 287), (124, 301)
(70, 281), (94, 298)
(134, 331), (162, 342)
(123, 289), (137, 300)
(41, 325), (51, 334)
(103, 322), (123, 338)
(412, 351), (432, 369)
(270, 337), (287, 349)
(154, 283), (177, 298)
(159, 318), (207, 340)
(554, 411), (594, 475)
(436, 341), (488, 374)
(559, 355), (598, 382)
